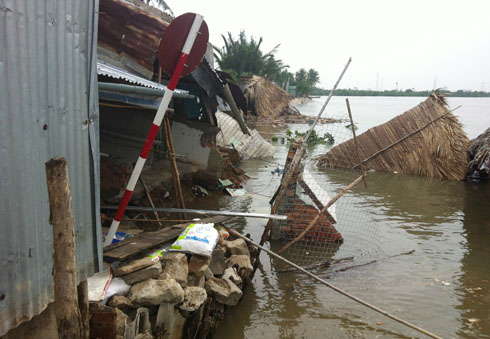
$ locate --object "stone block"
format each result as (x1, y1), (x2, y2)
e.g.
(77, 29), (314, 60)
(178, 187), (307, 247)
(178, 286), (207, 312)
(209, 247), (226, 276)
(188, 255), (210, 287)
(227, 255), (253, 278)
(223, 238), (250, 256)
(122, 262), (162, 285)
(205, 277), (243, 306)
(162, 252), (188, 287)
(108, 295), (134, 311)
(222, 267), (242, 288)
(205, 267), (214, 280)
(127, 279), (184, 306)
(114, 257), (155, 276)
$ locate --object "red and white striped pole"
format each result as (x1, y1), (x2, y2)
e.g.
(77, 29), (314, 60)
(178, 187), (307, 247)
(104, 14), (204, 247)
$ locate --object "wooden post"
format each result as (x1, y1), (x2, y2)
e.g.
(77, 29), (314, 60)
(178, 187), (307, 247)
(45, 157), (83, 339)
(163, 115), (187, 220)
(140, 177), (162, 226)
(221, 83), (249, 135)
(77, 280), (90, 339)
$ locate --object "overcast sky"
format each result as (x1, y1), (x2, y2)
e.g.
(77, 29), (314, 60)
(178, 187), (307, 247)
(168, 0), (490, 91)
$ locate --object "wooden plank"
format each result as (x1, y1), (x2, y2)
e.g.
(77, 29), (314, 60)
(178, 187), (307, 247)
(103, 216), (230, 262)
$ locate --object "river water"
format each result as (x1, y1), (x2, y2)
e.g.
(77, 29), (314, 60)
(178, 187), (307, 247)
(213, 96), (490, 339)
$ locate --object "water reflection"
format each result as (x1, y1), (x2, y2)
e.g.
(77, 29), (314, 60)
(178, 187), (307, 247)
(213, 95), (490, 337)
(456, 182), (490, 338)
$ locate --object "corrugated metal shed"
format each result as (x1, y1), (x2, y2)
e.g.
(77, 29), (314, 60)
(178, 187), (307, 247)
(0, 0), (101, 335)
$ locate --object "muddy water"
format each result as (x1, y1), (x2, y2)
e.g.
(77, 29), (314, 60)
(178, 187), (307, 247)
(212, 97), (490, 338)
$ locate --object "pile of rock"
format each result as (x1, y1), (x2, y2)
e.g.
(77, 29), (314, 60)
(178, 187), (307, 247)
(93, 237), (254, 339)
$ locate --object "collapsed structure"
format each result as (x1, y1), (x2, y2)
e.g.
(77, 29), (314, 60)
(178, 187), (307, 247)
(466, 128), (490, 181)
(316, 92), (470, 180)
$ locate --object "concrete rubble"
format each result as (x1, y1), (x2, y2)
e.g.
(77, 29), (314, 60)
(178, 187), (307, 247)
(91, 234), (255, 339)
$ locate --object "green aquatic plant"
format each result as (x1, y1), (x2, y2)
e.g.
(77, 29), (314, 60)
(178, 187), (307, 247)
(285, 129), (335, 146)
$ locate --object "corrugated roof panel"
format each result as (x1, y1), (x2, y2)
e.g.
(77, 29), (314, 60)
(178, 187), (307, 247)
(0, 0), (101, 335)
(97, 60), (167, 90)
(215, 112), (275, 160)
(97, 60), (190, 95)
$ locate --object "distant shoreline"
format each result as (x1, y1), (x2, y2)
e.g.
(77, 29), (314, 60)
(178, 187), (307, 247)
(311, 89), (490, 98)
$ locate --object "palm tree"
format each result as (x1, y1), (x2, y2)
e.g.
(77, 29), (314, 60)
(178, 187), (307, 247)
(307, 68), (320, 94)
(214, 31), (287, 81)
(295, 68), (309, 97)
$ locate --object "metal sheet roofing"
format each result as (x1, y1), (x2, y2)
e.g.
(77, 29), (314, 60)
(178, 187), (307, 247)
(0, 0), (101, 335)
(215, 111), (275, 160)
(97, 60), (191, 97)
(98, 60), (167, 90)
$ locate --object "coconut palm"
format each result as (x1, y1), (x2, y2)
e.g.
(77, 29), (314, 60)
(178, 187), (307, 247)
(307, 68), (320, 93)
(214, 31), (287, 81)
(294, 68), (309, 97)
(294, 68), (320, 96)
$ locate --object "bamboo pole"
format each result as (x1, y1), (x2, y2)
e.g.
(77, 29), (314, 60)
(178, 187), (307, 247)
(227, 228), (442, 339)
(139, 177), (162, 226)
(261, 58), (352, 246)
(45, 157), (83, 339)
(346, 98), (367, 188)
(276, 172), (367, 255)
(163, 115), (186, 220)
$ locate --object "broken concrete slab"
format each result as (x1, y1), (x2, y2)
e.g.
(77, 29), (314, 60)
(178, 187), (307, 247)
(156, 303), (187, 339)
(178, 286), (207, 312)
(162, 252), (188, 287)
(188, 255), (210, 287)
(204, 277), (243, 306)
(122, 262), (162, 285)
(113, 257), (155, 276)
(209, 247), (226, 276)
(127, 279), (184, 306)
(227, 254), (253, 278)
(223, 238), (250, 256)
(115, 307), (129, 338)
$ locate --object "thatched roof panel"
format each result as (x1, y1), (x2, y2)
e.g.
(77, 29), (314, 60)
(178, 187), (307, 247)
(240, 75), (292, 118)
(316, 93), (469, 180)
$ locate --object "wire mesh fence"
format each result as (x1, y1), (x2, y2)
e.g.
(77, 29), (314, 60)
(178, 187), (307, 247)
(266, 109), (382, 269)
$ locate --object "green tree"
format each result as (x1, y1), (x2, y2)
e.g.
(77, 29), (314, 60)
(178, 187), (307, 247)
(294, 68), (309, 97)
(307, 68), (320, 93)
(292, 68), (320, 96)
(214, 31), (287, 81)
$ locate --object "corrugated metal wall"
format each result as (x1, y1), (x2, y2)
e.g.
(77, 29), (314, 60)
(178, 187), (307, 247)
(0, 0), (101, 335)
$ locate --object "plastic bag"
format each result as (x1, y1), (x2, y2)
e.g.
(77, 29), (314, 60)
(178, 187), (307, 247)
(170, 223), (219, 257)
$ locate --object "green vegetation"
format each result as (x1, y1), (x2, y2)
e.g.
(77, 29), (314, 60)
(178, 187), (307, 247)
(311, 88), (490, 97)
(285, 129), (335, 146)
(213, 31), (287, 82)
(214, 31), (320, 97)
(290, 68), (320, 97)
